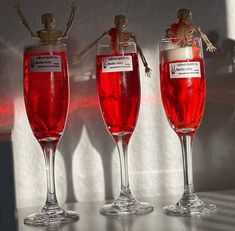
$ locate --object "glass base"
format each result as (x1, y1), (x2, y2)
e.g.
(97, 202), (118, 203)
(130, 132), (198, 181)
(163, 193), (216, 216)
(100, 193), (154, 216)
(24, 208), (79, 226)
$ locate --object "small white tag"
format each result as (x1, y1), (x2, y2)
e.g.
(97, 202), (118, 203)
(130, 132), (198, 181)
(30, 55), (62, 72)
(169, 61), (201, 79)
(102, 55), (133, 73)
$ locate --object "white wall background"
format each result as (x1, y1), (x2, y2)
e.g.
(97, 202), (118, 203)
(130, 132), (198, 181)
(0, 0), (234, 209)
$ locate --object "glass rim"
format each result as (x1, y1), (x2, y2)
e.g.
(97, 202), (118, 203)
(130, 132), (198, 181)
(159, 36), (202, 43)
(97, 41), (136, 47)
(24, 43), (67, 51)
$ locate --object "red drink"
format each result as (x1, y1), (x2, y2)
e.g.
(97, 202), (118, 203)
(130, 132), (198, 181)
(23, 45), (69, 141)
(96, 53), (140, 140)
(160, 56), (205, 136)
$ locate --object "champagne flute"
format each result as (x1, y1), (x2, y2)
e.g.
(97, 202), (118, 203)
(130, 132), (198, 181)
(159, 37), (216, 215)
(96, 41), (154, 216)
(23, 43), (79, 225)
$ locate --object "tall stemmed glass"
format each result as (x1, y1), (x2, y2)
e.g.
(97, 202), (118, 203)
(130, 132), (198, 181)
(96, 41), (154, 216)
(23, 43), (79, 225)
(159, 37), (216, 216)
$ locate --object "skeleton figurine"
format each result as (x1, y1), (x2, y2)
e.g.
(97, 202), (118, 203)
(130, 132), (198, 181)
(74, 15), (151, 76)
(166, 8), (216, 52)
(15, 1), (77, 44)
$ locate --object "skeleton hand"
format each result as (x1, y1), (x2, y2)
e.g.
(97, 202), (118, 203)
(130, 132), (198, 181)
(15, 3), (20, 10)
(71, 0), (77, 13)
(206, 44), (217, 52)
(145, 66), (152, 77)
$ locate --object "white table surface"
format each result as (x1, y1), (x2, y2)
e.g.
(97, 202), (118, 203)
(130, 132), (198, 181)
(14, 190), (235, 231)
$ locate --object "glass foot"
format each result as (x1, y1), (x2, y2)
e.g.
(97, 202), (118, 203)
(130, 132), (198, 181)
(100, 193), (154, 216)
(24, 208), (79, 226)
(163, 193), (216, 216)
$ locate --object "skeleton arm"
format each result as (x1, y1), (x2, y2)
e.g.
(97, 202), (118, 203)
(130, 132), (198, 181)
(62, 0), (77, 38)
(73, 32), (108, 64)
(132, 35), (151, 77)
(15, 4), (37, 37)
(196, 26), (217, 52)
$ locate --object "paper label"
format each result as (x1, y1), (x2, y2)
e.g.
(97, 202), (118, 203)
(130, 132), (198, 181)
(102, 55), (133, 73)
(169, 61), (201, 79)
(30, 55), (62, 72)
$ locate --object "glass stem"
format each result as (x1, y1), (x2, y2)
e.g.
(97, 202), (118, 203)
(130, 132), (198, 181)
(41, 140), (59, 211)
(116, 135), (131, 196)
(180, 135), (195, 196)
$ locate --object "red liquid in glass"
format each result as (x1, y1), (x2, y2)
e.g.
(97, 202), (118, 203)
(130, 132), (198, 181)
(96, 53), (140, 140)
(24, 49), (69, 141)
(160, 58), (205, 136)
